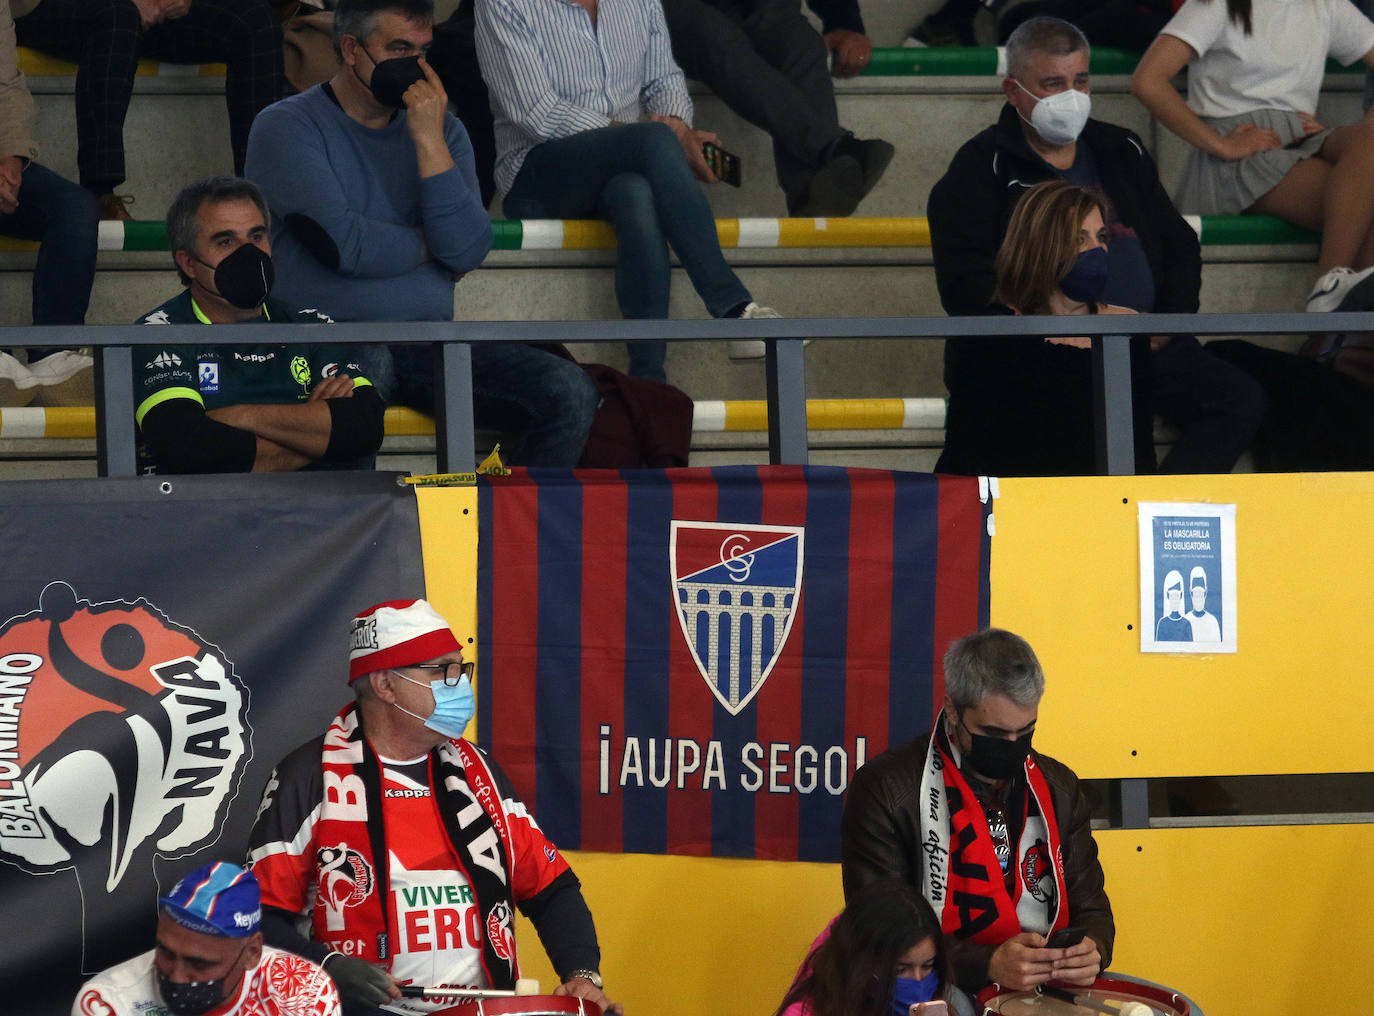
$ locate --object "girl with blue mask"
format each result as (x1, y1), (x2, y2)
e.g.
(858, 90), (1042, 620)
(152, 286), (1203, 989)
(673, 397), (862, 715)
(774, 880), (949, 1016)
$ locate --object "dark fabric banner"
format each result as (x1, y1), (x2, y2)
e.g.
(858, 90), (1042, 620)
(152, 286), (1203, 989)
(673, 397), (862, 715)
(0, 472), (424, 1015)
(476, 465), (991, 862)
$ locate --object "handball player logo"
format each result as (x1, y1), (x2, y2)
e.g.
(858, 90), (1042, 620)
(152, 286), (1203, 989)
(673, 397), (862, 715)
(670, 521), (804, 715)
(317, 845), (375, 930)
(1021, 838), (1057, 906)
(0, 581), (250, 968)
(486, 900), (517, 969)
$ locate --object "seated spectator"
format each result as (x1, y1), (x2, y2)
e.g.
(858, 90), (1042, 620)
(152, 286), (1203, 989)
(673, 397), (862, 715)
(775, 880), (951, 1016)
(71, 860), (341, 1016)
(937, 179), (1141, 476)
(906, 0), (1173, 50)
(929, 16), (1265, 476)
(248, 0), (600, 468)
(135, 176), (385, 474)
(658, 0), (894, 216)
(1131, 0), (1374, 312)
(475, 0), (781, 380)
(1, 0), (97, 406)
(14, 0), (286, 219)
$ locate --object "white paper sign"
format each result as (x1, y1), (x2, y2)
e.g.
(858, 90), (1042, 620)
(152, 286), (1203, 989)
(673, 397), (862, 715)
(1138, 502), (1236, 654)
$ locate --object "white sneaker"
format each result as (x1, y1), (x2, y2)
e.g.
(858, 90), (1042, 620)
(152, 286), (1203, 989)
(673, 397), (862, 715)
(729, 303), (790, 360)
(27, 349), (94, 386)
(0, 351), (38, 407)
(1306, 266), (1374, 312)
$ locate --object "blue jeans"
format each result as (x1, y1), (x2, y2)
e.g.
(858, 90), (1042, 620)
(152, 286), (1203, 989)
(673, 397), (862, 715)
(387, 342), (599, 468)
(503, 121), (753, 381)
(0, 162), (98, 326)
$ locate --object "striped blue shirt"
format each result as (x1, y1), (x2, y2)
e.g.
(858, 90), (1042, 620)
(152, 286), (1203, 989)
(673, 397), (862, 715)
(476, 0), (694, 193)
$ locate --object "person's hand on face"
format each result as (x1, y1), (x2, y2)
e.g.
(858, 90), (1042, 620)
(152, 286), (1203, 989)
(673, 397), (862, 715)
(403, 57), (449, 148)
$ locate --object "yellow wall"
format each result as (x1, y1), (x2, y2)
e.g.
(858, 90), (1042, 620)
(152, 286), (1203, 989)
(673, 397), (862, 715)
(416, 476), (1374, 1016)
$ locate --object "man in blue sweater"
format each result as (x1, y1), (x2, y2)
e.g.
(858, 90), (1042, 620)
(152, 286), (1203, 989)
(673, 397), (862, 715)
(245, 0), (597, 467)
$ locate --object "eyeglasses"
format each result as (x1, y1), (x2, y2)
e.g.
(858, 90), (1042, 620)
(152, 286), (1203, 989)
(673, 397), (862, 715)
(409, 661), (475, 686)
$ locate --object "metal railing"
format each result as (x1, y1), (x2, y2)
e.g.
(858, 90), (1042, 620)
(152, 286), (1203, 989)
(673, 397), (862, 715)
(5, 310), (1361, 477)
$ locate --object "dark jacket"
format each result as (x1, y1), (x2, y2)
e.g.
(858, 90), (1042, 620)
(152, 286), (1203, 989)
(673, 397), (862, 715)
(928, 105), (1196, 475)
(840, 733), (1115, 993)
(928, 103), (1201, 319)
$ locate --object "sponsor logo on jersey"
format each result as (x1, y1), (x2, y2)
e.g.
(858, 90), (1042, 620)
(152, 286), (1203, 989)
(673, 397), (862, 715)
(147, 351), (182, 369)
(198, 361), (220, 394)
(318, 845), (375, 931)
(670, 521), (804, 715)
(0, 581), (251, 951)
(1021, 838), (1056, 905)
(291, 357), (311, 391)
(485, 899), (516, 970)
(322, 363), (340, 378)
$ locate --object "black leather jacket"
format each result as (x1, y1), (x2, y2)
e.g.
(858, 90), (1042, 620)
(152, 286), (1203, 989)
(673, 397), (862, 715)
(840, 733), (1115, 992)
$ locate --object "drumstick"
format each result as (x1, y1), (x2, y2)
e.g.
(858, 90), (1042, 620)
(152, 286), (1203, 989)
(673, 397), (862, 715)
(1038, 986), (1155, 1016)
(400, 978), (542, 1000)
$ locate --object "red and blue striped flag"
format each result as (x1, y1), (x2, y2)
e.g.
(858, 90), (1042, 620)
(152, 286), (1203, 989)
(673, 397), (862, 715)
(476, 465), (990, 861)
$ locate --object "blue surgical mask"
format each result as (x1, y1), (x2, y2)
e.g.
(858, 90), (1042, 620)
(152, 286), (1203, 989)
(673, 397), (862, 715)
(1059, 246), (1109, 305)
(394, 672), (475, 739)
(891, 970), (941, 1016)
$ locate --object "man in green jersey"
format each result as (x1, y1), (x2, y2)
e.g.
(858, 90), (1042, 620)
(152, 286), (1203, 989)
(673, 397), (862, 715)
(135, 176), (385, 473)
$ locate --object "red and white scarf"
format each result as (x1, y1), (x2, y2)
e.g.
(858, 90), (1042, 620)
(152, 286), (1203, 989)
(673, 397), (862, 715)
(917, 724), (1069, 943)
(312, 704), (520, 987)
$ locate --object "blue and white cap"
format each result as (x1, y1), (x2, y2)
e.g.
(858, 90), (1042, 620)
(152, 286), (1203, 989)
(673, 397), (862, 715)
(159, 861), (262, 938)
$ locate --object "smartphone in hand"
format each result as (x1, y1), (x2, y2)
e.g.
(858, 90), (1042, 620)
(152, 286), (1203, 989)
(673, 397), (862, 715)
(910, 1002), (949, 1016)
(702, 142), (742, 187)
(1046, 926), (1087, 949)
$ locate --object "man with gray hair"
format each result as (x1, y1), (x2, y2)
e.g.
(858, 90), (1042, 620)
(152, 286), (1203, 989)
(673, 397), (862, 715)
(841, 628), (1114, 1008)
(927, 15), (1265, 477)
(134, 175), (384, 474)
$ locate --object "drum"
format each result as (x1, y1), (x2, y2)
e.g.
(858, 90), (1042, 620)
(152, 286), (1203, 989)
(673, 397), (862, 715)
(975, 977), (1190, 1016)
(432, 995), (603, 1016)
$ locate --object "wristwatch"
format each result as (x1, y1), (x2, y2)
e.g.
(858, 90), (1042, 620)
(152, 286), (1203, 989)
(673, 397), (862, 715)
(564, 969), (603, 989)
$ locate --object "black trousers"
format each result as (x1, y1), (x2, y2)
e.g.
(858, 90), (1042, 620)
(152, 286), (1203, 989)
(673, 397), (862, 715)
(16, 0), (286, 191)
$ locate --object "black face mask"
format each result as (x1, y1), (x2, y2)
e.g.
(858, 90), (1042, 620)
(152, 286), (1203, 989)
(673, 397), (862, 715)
(156, 941), (248, 1016)
(357, 43), (425, 108)
(196, 243), (274, 310)
(958, 713), (1034, 781)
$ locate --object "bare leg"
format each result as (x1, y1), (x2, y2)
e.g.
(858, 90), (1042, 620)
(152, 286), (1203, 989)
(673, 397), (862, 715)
(1252, 123), (1374, 271)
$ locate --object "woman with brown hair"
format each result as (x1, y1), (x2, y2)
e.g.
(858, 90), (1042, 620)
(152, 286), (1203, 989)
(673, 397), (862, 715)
(935, 179), (1148, 477)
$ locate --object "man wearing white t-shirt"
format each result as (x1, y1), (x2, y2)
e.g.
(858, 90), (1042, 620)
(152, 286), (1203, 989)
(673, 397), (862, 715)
(248, 599), (618, 1016)
(72, 861), (340, 1016)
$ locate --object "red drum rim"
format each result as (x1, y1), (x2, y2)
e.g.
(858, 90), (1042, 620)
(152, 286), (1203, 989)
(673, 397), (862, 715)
(975, 976), (1191, 1015)
(433, 995), (604, 1016)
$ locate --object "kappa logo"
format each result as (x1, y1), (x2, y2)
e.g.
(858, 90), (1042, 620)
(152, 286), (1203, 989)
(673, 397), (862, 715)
(1021, 838), (1056, 906)
(0, 581), (251, 923)
(146, 350), (181, 369)
(318, 845), (374, 931)
(670, 521), (804, 715)
(485, 899), (516, 969)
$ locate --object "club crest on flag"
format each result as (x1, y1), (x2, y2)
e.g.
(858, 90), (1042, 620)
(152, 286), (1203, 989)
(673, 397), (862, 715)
(670, 520), (805, 715)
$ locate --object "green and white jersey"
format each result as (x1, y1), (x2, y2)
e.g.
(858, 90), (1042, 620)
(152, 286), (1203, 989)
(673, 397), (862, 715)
(134, 291), (370, 427)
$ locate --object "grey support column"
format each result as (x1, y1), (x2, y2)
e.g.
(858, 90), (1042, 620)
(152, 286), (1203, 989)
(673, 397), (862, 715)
(96, 345), (137, 478)
(1092, 333), (1135, 476)
(766, 338), (808, 465)
(434, 341), (476, 473)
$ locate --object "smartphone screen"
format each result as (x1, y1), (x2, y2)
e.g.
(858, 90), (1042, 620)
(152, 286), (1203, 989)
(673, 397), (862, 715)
(702, 142), (742, 187)
(1046, 926), (1086, 949)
